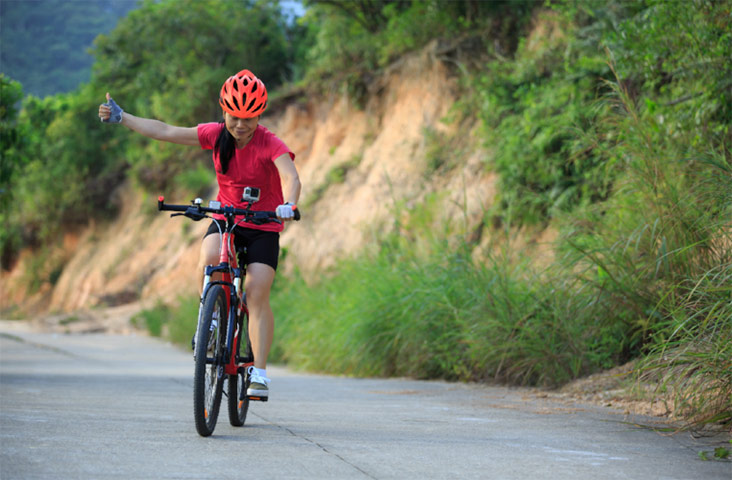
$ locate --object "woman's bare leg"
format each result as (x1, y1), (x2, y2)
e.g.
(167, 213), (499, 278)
(244, 262), (276, 369)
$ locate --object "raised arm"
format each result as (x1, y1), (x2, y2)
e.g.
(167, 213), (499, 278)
(98, 93), (199, 146)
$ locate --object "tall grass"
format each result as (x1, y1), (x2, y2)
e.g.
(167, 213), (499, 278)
(132, 296), (199, 343)
(270, 199), (635, 387)
(557, 65), (732, 430)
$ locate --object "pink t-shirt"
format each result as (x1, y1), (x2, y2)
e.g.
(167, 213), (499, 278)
(197, 122), (294, 232)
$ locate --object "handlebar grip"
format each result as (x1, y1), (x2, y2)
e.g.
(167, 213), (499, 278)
(293, 206), (301, 221)
(158, 196), (165, 211)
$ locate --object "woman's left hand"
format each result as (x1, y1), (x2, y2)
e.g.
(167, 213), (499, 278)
(276, 203), (296, 220)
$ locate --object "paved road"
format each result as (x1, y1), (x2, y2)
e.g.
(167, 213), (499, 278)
(1, 321), (729, 480)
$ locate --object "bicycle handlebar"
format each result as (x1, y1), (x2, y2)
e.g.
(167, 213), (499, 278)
(157, 196), (301, 223)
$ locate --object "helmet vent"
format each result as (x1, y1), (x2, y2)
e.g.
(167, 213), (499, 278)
(247, 98), (258, 111)
(251, 81), (258, 93)
(243, 78), (249, 86)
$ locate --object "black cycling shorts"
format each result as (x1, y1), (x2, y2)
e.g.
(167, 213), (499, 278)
(204, 220), (280, 271)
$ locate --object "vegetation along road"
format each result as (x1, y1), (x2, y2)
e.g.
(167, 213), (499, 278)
(1, 321), (728, 480)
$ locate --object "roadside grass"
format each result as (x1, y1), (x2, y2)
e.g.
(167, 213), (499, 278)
(132, 296), (198, 343)
(269, 205), (636, 387)
(131, 301), (169, 337)
(574, 72), (731, 432)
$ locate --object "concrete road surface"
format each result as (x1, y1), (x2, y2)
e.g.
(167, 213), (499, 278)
(1, 321), (729, 479)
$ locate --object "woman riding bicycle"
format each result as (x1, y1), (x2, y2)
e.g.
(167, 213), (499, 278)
(98, 69), (301, 399)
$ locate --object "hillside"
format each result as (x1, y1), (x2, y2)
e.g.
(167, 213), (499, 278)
(1, 42), (515, 314)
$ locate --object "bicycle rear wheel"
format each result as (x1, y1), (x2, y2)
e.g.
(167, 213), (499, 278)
(193, 285), (227, 437)
(227, 367), (249, 426)
(228, 309), (250, 426)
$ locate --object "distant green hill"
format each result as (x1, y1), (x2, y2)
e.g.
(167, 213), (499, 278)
(0, 0), (138, 97)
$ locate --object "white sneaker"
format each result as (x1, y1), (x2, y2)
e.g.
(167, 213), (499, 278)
(247, 366), (270, 398)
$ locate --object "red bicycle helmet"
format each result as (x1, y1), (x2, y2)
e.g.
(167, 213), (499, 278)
(219, 69), (268, 118)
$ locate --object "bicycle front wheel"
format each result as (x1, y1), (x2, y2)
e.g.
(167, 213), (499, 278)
(193, 285), (227, 437)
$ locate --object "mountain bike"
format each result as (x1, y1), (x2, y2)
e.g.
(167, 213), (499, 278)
(158, 191), (299, 437)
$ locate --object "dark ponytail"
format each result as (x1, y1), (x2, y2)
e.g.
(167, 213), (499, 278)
(213, 121), (235, 174)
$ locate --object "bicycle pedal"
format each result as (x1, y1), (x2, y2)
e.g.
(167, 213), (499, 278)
(247, 395), (268, 402)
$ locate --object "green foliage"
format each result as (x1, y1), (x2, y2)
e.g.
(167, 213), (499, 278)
(476, 0), (731, 226)
(173, 163), (216, 198)
(423, 126), (465, 175)
(473, 7), (616, 224)
(93, 0), (290, 121)
(2, 77), (126, 261)
(132, 296), (199, 342)
(11, 85), (125, 238)
(271, 197), (634, 386)
(603, 0), (732, 138)
(164, 296), (201, 346)
(2, 0), (297, 264)
(549, 0), (732, 430)
(132, 301), (170, 337)
(699, 446), (731, 462)
(1, 75), (27, 265)
(302, 0), (533, 99)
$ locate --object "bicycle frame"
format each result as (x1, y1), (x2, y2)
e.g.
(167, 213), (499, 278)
(158, 195), (298, 417)
(158, 196), (300, 434)
(198, 217), (251, 377)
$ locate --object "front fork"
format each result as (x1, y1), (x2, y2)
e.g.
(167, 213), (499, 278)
(193, 273), (213, 345)
(195, 266), (243, 358)
(197, 265), (245, 377)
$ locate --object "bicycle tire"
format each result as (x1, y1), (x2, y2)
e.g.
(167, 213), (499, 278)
(226, 304), (254, 427)
(228, 308), (250, 426)
(227, 368), (249, 426)
(193, 285), (227, 437)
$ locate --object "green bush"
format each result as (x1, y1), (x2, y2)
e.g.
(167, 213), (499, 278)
(132, 302), (170, 337)
(271, 197), (634, 387)
(133, 295), (199, 343)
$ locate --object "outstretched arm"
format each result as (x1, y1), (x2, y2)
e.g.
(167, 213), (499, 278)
(98, 93), (199, 146)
